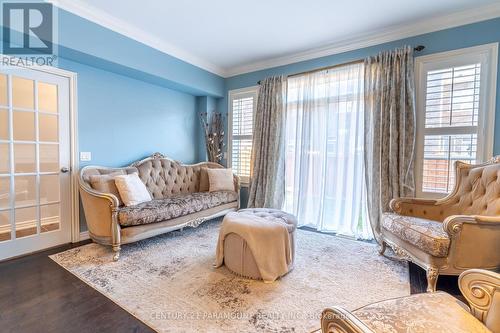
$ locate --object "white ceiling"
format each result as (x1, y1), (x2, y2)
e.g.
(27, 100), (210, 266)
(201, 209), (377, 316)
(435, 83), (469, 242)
(52, 0), (500, 77)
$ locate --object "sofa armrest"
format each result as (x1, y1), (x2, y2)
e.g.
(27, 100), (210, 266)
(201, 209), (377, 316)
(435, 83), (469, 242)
(79, 177), (120, 239)
(389, 198), (440, 219)
(233, 174), (241, 193)
(80, 180), (120, 207)
(443, 215), (500, 272)
(321, 307), (374, 333)
(443, 215), (500, 235)
(233, 174), (241, 208)
(458, 269), (500, 327)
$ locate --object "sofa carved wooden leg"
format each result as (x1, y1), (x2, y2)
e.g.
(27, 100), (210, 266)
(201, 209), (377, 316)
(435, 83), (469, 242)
(426, 266), (439, 292)
(111, 209), (121, 262)
(112, 245), (121, 261)
(378, 241), (387, 255)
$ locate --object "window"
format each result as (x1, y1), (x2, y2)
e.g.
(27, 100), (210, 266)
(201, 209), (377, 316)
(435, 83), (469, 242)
(228, 87), (258, 184)
(415, 44), (497, 196)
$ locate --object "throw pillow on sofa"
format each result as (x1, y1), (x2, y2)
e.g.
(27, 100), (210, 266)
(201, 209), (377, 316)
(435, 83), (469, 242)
(114, 173), (152, 206)
(199, 167), (210, 192)
(207, 168), (234, 192)
(89, 171), (126, 206)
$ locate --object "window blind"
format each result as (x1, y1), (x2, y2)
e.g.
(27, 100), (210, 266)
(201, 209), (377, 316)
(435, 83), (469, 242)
(424, 64), (480, 128)
(422, 63), (481, 193)
(230, 95), (255, 182)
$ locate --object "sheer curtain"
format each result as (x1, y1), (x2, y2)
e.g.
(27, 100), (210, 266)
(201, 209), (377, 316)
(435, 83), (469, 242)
(284, 63), (372, 239)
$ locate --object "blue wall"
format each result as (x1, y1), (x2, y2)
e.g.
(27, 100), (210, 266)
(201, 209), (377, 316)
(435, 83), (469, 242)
(5, 6), (500, 229)
(59, 57), (203, 231)
(223, 18), (500, 208)
(52, 8), (225, 166)
(1, 6), (225, 166)
(17, 7), (227, 230)
(224, 18), (500, 155)
(67, 15), (500, 225)
(57, 9), (225, 97)
(60, 58), (200, 167)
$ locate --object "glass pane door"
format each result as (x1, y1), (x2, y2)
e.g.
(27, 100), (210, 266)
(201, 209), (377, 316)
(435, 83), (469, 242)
(0, 66), (71, 260)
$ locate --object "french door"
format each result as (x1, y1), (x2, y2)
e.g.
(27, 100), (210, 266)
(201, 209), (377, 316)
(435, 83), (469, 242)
(0, 66), (72, 261)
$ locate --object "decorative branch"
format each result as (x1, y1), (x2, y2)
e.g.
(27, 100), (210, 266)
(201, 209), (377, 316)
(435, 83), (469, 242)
(200, 111), (225, 163)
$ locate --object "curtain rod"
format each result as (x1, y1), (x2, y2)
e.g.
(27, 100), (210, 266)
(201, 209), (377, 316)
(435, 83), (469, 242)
(257, 45), (425, 85)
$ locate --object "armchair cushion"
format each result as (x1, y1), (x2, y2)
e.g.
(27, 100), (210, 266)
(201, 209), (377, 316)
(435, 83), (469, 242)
(382, 213), (450, 257)
(353, 292), (490, 333)
(117, 191), (238, 226)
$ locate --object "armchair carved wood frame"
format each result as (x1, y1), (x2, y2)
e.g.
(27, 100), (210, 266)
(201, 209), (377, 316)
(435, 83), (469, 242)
(321, 269), (500, 333)
(379, 157), (500, 292)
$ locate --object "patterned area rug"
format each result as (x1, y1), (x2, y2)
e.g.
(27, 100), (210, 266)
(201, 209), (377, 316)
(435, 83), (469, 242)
(50, 219), (409, 333)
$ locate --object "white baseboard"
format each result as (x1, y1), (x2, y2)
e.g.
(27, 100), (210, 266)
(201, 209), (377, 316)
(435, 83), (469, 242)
(79, 231), (90, 241)
(0, 216), (59, 233)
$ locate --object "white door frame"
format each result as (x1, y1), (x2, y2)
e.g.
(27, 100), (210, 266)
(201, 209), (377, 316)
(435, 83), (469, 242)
(3, 57), (80, 244)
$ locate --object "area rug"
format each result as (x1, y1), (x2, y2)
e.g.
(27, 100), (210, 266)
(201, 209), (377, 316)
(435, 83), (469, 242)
(50, 219), (409, 333)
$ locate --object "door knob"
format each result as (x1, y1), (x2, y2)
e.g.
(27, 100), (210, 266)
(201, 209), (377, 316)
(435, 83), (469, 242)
(60, 167), (69, 173)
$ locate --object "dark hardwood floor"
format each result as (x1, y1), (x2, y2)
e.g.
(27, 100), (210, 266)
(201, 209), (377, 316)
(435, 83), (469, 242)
(0, 241), (154, 333)
(409, 262), (461, 296)
(0, 237), (462, 333)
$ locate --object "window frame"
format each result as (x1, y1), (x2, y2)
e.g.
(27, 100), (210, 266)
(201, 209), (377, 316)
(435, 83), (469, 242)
(414, 43), (498, 198)
(227, 86), (259, 186)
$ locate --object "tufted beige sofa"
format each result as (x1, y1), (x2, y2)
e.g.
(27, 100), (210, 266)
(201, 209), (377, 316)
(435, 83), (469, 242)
(79, 153), (240, 260)
(379, 157), (500, 292)
(320, 269), (500, 333)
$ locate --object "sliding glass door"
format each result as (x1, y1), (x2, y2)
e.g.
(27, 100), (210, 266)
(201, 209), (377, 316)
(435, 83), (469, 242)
(284, 63), (372, 239)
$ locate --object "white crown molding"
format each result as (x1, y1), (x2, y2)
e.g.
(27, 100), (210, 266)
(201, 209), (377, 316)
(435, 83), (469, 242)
(225, 2), (500, 77)
(46, 0), (227, 77)
(46, 1), (500, 79)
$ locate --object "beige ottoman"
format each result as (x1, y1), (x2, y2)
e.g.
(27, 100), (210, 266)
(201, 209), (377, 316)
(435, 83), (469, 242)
(223, 208), (298, 280)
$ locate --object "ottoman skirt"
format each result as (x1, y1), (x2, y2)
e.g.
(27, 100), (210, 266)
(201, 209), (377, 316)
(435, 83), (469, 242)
(220, 208), (298, 281)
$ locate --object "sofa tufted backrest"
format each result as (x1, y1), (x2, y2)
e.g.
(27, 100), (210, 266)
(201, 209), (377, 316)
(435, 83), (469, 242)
(131, 153), (225, 199)
(441, 159), (500, 217)
(80, 166), (138, 188)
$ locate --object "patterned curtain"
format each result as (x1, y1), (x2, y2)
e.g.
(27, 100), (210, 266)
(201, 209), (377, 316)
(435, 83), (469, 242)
(248, 76), (286, 208)
(364, 46), (416, 242)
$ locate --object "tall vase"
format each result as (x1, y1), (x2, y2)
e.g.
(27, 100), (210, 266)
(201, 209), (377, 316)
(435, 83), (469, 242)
(200, 112), (225, 163)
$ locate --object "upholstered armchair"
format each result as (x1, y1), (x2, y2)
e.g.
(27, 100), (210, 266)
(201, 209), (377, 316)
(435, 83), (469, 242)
(379, 158), (500, 292)
(320, 269), (500, 333)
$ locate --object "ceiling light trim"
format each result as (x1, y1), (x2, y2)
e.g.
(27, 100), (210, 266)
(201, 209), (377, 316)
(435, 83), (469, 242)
(47, 0), (227, 77)
(225, 2), (500, 77)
